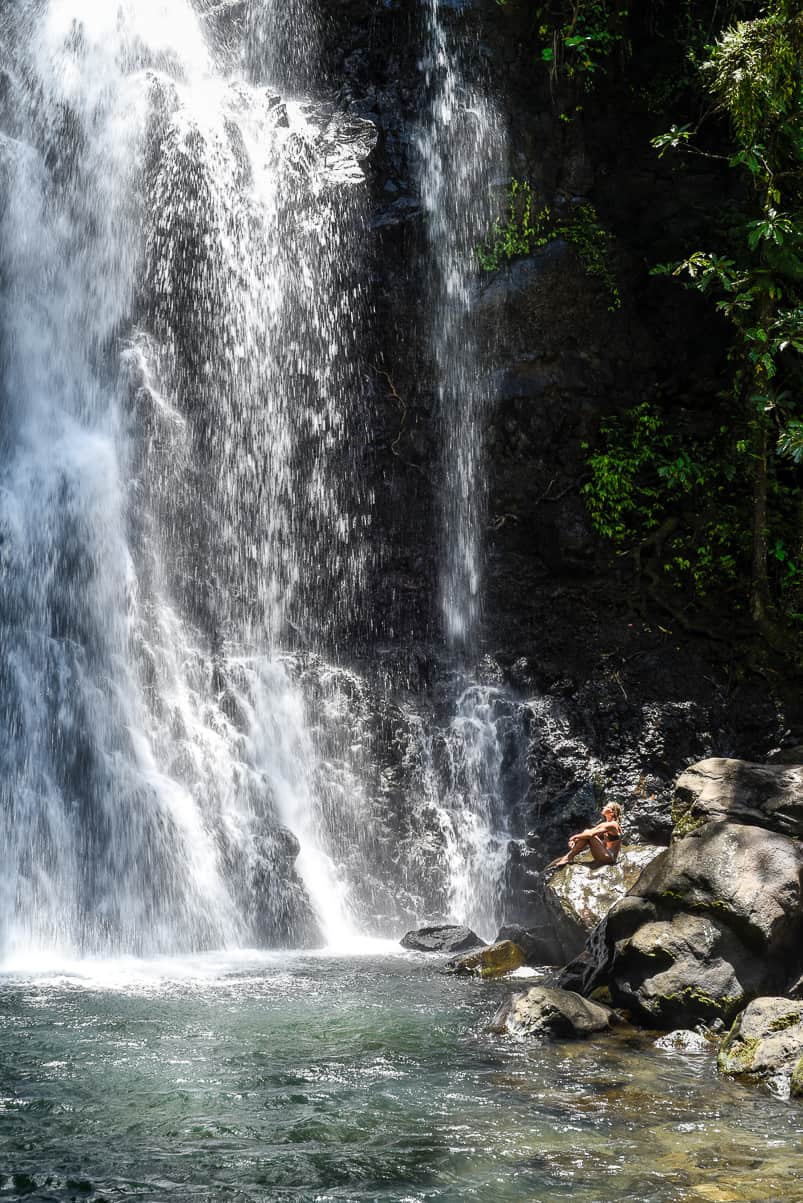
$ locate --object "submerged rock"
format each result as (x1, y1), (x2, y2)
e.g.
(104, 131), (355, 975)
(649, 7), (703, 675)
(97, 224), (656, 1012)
(718, 997), (803, 1098)
(490, 985), (616, 1039)
(654, 1029), (712, 1054)
(447, 940), (525, 979)
(400, 925), (485, 954)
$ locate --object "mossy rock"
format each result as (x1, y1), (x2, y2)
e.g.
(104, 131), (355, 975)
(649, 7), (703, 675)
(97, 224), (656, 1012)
(448, 939), (525, 979)
(790, 1055), (803, 1098)
(718, 997), (803, 1092)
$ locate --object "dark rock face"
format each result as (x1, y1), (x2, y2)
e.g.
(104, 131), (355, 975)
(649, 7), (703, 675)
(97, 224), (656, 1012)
(304, 0), (793, 832)
(490, 985), (616, 1039)
(500, 876), (587, 966)
(400, 925), (485, 954)
(496, 923), (576, 967)
(568, 760), (803, 1028)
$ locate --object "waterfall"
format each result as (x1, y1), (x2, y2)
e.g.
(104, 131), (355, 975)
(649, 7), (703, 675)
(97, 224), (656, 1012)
(413, 684), (526, 941)
(416, 2), (511, 934)
(417, 0), (507, 649)
(0, 0), (373, 959)
(0, 0), (521, 960)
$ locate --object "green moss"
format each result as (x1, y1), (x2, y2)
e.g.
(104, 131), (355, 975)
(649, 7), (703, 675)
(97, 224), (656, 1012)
(671, 807), (706, 839)
(790, 1055), (803, 1098)
(768, 1010), (802, 1033)
(662, 986), (741, 1017)
(718, 1034), (760, 1075)
(451, 940), (526, 980)
(658, 889), (728, 916)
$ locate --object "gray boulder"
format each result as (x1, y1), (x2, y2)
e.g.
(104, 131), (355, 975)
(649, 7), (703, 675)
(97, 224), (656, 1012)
(672, 757), (803, 838)
(495, 923), (576, 966)
(566, 759), (803, 1028)
(490, 985), (616, 1039)
(718, 997), (803, 1098)
(400, 925), (485, 954)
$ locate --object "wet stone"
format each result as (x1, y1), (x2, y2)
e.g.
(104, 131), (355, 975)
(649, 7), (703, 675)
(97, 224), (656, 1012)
(447, 939), (525, 979)
(399, 924), (485, 954)
(490, 985), (617, 1039)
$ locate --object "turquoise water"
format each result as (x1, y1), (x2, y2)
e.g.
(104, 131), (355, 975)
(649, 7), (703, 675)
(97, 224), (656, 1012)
(1, 948), (802, 1203)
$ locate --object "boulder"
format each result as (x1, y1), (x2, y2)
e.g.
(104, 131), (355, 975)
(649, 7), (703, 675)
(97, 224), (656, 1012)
(654, 1029), (712, 1054)
(718, 997), (803, 1097)
(400, 925), (485, 954)
(490, 985), (616, 1039)
(672, 758), (803, 838)
(547, 844), (663, 931)
(499, 882), (588, 965)
(788, 973), (803, 1000)
(568, 761), (803, 1028)
(512, 845), (662, 971)
(495, 923), (573, 966)
(447, 940), (525, 979)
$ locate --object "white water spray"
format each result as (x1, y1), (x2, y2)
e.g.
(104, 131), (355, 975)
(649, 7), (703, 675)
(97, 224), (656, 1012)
(0, 0), (372, 959)
(418, 0), (507, 648)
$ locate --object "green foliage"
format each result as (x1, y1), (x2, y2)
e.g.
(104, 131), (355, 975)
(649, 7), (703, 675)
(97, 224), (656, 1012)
(778, 418), (803, 463)
(648, 0), (803, 627)
(478, 179), (621, 309)
(582, 402), (750, 598)
(583, 396), (803, 611)
(581, 402), (668, 542)
(496, 0), (630, 87)
(651, 1), (803, 398)
(476, 179), (549, 270)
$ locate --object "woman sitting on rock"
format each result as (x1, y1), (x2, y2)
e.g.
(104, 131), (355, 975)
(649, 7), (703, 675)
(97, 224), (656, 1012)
(547, 802), (623, 870)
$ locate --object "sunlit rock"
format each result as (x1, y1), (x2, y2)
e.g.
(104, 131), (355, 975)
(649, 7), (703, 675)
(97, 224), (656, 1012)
(490, 985), (616, 1039)
(447, 939), (525, 978)
(567, 760), (803, 1028)
(672, 757), (803, 837)
(718, 997), (803, 1099)
(547, 844), (663, 931)
(654, 1029), (713, 1054)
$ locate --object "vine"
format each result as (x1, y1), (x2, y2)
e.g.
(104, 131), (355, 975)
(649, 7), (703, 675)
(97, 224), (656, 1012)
(495, 0), (630, 87)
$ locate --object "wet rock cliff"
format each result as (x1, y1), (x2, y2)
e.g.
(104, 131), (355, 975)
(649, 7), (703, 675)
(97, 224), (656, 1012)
(307, 0), (797, 856)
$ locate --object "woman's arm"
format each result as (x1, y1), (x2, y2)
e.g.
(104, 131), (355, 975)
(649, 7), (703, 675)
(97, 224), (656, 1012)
(569, 820), (618, 843)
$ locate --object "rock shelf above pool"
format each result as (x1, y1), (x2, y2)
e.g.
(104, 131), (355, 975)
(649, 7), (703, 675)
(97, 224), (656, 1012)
(560, 758), (803, 1033)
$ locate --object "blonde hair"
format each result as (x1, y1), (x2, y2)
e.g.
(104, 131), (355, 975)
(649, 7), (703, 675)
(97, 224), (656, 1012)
(605, 802), (622, 822)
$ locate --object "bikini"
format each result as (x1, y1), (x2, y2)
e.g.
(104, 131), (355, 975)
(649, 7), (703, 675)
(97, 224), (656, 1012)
(604, 824), (622, 859)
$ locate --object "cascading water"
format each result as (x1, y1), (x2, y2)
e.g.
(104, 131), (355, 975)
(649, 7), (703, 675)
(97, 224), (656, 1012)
(417, 0), (506, 650)
(416, 2), (513, 935)
(412, 683), (526, 941)
(0, 0), (375, 959)
(0, 0), (521, 961)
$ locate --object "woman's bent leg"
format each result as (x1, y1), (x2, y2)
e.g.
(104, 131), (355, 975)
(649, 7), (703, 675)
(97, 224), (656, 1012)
(588, 835), (614, 865)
